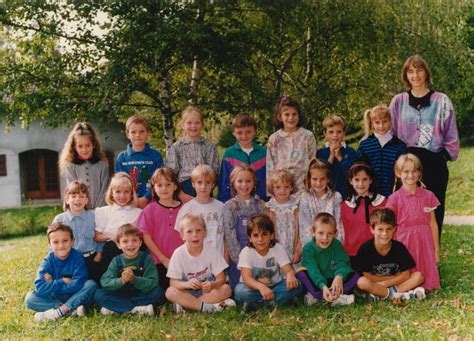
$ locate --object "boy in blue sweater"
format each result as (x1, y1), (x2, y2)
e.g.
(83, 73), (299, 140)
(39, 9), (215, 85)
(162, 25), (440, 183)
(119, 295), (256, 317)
(218, 112), (268, 202)
(115, 115), (164, 208)
(25, 222), (97, 322)
(316, 113), (356, 198)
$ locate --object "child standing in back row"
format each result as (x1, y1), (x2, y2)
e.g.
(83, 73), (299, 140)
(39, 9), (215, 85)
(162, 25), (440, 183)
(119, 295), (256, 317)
(357, 104), (406, 197)
(218, 112), (268, 202)
(115, 115), (164, 208)
(166, 106), (220, 197)
(386, 154), (440, 290)
(59, 122), (109, 209)
(316, 113), (357, 198)
(267, 96), (317, 194)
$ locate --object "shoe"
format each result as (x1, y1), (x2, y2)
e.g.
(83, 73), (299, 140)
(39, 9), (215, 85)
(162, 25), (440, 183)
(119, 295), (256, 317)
(242, 301), (259, 313)
(173, 303), (185, 314)
(366, 293), (380, 302)
(131, 304), (154, 316)
(100, 307), (115, 315)
(304, 293), (319, 306)
(34, 308), (62, 323)
(213, 298), (236, 312)
(392, 292), (411, 300)
(71, 305), (86, 317)
(412, 286), (426, 300)
(331, 294), (355, 306)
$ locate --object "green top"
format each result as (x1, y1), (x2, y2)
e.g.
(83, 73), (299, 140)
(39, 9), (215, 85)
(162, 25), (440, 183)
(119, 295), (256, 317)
(301, 238), (352, 290)
(101, 251), (159, 293)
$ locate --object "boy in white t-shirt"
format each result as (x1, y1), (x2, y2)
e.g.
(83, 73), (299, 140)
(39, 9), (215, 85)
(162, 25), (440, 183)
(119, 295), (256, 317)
(175, 165), (224, 255)
(234, 213), (303, 312)
(166, 213), (235, 313)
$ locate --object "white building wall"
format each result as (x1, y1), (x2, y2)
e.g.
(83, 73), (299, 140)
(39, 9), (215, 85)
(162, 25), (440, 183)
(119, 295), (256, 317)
(0, 121), (128, 208)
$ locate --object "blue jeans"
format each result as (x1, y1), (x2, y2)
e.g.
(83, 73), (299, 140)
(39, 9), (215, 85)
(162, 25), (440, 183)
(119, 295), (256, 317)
(25, 279), (97, 312)
(94, 287), (165, 314)
(234, 280), (303, 304)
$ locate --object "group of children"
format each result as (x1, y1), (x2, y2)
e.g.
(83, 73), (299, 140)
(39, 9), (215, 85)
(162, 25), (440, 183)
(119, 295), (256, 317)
(25, 95), (442, 322)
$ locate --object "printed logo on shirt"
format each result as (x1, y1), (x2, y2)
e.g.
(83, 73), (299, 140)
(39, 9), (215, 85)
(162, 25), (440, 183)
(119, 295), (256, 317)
(372, 263), (400, 276)
(417, 124), (433, 148)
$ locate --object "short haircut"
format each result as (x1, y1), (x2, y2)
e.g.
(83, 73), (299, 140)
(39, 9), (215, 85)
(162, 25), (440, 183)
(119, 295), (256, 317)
(246, 213), (276, 248)
(322, 113), (347, 131)
(125, 114), (150, 132)
(267, 169), (296, 197)
(106, 172), (139, 207)
(401, 54), (433, 90)
(116, 223), (143, 242)
(312, 212), (337, 233)
(150, 167), (181, 202)
(177, 212), (207, 233)
(229, 164), (257, 196)
(191, 164), (217, 184)
(47, 222), (74, 241)
(369, 208), (397, 228)
(63, 180), (91, 211)
(232, 112), (257, 130)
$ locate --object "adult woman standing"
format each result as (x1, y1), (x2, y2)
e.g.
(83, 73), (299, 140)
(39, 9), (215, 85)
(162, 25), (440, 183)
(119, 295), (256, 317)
(389, 55), (459, 238)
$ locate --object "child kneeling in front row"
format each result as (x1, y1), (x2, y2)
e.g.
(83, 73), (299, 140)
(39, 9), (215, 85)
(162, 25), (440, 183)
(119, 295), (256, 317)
(353, 208), (426, 301)
(25, 222), (97, 322)
(94, 224), (165, 316)
(296, 212), (359, 306)
(166, 213), (235, 313)
(234, 213), (303, 312)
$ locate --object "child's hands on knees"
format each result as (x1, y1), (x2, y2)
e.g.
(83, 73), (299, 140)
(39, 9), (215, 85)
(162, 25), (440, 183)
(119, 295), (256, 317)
(286, 272), (299, 291)
(121, 268), (134, 284)
(187, 278), (202, 290)
(93, 252), (102, 263)
(201, 280), (214, 293)
(330, 275), (343, 297)
(44, 273), (52, 282)
(258, 285), (275, 301)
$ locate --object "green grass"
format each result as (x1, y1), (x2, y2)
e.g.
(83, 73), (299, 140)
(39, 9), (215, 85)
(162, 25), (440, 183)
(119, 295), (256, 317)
(0, 226), (472, 339)
(0, 205), (61, 239)
(446, 147), (474, 215)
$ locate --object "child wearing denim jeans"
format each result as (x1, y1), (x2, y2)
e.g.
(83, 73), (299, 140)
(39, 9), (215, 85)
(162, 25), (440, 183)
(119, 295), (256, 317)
(25, 222), (97, 323)
(94, 224), (165, 316)
(234, 213), (303, 312)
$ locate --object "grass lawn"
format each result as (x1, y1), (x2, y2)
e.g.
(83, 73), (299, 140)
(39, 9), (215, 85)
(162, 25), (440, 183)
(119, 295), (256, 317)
(446, 147), (474, 215)
(0, 226), (472, 339)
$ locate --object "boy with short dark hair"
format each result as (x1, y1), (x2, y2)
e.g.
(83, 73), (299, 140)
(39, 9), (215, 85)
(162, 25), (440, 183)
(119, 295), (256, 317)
(316, 113), (357, 198)
(94, 224), (165, 316)
(218, 112), (268, 202)
(115, 115), (164, 208)
(354, 208), (426, 301)
(25, 222), (97, 322)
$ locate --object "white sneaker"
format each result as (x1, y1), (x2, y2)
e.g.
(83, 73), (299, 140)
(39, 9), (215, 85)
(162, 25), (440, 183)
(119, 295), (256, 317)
(392, 292), (411, 300)
(71, 305), (86, 317)
(173, 303), (185, 314)
(412, 286), (426, 300)
(304, 293), (319, 306)
(331, 294), (355, 306)
(131, 304), (154, 316)
(213, 298), (236, 312)
(100, 307), (116, 315)
(34, 308), (62, 323)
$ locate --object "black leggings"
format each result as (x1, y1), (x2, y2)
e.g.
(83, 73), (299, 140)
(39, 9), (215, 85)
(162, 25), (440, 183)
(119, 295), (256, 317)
(406, 147), (448, 239)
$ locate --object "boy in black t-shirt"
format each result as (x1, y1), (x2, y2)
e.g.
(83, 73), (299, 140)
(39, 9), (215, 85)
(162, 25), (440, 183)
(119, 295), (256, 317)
(354, 208), (426, 301)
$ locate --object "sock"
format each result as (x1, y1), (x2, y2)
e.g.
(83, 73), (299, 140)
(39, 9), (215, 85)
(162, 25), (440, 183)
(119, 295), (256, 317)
(386, 286), (398, 299)
(200, 302), (215, 313)
(57, 307), (66, 316)
(383, 288), (391, 300)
